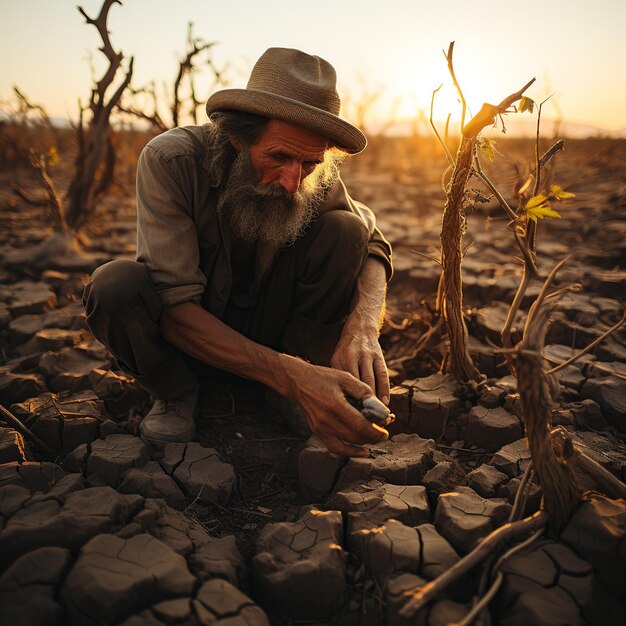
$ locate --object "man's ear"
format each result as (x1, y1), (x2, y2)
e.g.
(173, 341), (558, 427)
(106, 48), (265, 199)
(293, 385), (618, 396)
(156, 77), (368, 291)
(229, 134), (242, 150)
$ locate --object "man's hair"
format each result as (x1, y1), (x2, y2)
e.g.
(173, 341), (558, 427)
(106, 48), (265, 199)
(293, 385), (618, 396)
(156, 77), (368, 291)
(209, 110), (270, 146)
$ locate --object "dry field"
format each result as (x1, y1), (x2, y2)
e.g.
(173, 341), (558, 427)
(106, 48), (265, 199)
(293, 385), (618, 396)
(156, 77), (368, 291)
(0, 127), (625, 625)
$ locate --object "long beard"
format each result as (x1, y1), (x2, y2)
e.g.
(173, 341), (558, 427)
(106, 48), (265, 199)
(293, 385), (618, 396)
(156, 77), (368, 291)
(217, 147), (340, 248)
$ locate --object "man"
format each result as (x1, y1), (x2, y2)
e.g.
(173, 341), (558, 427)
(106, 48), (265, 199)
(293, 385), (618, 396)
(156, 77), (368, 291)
(84, 47), (393, 458)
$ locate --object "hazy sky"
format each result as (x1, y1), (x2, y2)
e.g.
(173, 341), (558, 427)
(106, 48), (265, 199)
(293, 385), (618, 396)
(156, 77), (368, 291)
(1, 0), (625, 131)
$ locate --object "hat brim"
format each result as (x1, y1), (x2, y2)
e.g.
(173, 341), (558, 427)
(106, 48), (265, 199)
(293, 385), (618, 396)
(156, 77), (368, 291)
(206, 89), (367, 154)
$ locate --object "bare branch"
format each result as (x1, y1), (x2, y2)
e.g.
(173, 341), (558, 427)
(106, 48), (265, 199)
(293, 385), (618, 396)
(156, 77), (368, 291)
(443, 41), (467, 129)
(462, 78), (536, 138)
(429, 84), (454, 165)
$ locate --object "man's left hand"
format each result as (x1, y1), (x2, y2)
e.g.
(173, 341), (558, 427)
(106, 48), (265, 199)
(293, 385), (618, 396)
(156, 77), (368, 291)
(331, 324), (390, 405)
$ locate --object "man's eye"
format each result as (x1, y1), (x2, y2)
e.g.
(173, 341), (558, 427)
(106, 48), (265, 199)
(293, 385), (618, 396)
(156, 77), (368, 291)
(270, 154), (289, 163)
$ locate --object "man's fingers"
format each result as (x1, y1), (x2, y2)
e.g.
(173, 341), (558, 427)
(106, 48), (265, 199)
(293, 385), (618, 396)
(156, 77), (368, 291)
(374, 354), (390, 404)
(359, 358), (376, 397)
(318, 433), (369, 458)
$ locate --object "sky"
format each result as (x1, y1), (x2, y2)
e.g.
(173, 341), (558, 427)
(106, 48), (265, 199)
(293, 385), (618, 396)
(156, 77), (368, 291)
(1, 0), (625, 133)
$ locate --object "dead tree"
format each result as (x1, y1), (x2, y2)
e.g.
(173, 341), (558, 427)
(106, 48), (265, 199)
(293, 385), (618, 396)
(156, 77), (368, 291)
(65, 0), (133, 230)
(434, 42), (535, 382)
(119, 22), (227, 132)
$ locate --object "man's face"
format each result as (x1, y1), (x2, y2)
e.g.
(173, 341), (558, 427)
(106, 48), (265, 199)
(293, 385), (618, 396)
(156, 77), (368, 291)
(218, 119), (341, 248)
(245, 120), (329, 194)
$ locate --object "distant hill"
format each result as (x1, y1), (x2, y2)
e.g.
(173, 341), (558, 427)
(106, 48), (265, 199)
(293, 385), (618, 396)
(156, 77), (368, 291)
(370, 116), (626, 139)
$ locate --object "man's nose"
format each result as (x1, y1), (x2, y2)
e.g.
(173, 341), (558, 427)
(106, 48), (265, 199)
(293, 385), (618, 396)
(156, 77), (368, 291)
(278, 162), (302, 195)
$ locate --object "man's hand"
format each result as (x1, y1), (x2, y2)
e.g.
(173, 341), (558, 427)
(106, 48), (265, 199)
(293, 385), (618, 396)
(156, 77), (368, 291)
(331, 325), (390, 405)
(281, 356), (388, 457)
(330, 257), (390, 404)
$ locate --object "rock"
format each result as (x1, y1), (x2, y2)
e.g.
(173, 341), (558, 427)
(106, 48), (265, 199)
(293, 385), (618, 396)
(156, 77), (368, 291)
(61, 533), (195, 626)
(568, 399), (609, 430)
(147, 500), (213, 556)
(0, 461), (66, 492)
(503, 477), (543, 515)
(0, 485), (31, 530)
(493, 540), (593, 626)
(27, 473), (86, 505)
(161, 442), (235, 504)
(11, 390), (106, 452)
(61, 443), (89, 473)
(0, 427), (30, 464)
(188, 535), (246, 587)
(421, 461), (465, 497)
(253, 509), (346, 621)
(466, 464), (509, 498)
(401, 374), (463, 439)
(39, 346), (111, 393)
(570, 431), (626, 481)
(298, 436), (345, 501)
(86, 434), (149, 487)
(386, 572), (427, 626)
(479, 384), (506, 409)
(561, 493), (626, 602)
(468, 336), (508, 379)
(88, 368), (149, 419)
(336, 433), (435, 492)
(0, 369), (47, 405)
(350, 518), (422, 583)
(580, 376), (626, 432)
(0, 546), (72, 626)
(14, 328), (87, 357)
(6, 281), (56, 317)
(7, 314), (45, 344)
(326, 479), (430, 530)
(473, 302), (525, 345)
(193, 579), (270, 625)
(0, 486), (144, 568)
(491, 438), (532, 478)
(415, 523), (461, 581)
(434, 486), (511, 554)
(388, 385), (411, 431)
(117, 461), (185, 508)
(459, 405), (523, 452)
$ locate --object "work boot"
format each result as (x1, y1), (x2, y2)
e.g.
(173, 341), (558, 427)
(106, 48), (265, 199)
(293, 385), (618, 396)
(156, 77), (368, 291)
(140, 389), (198, 444)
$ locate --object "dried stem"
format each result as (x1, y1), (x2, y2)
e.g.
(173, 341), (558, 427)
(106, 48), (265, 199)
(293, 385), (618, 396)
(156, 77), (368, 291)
(547, 310), (626, 374)
(0, 404), (57, 456)
(550, 427), (626, 501)
(430, 84), (454, 165)
(398, 511), (548, 619)
(515, 271), (581, 532)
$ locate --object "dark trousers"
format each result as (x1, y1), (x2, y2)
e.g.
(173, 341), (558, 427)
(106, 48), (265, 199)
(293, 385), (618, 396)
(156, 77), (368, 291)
(83, 211), (369, 399)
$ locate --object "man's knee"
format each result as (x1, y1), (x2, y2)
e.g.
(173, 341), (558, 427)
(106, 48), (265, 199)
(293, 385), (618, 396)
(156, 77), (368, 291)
(315, 210), (369, 252)
(83, 259), (159, 319)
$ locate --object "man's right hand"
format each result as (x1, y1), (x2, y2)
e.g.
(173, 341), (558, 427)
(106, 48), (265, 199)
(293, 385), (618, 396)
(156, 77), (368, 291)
(279, 355), (389, 457)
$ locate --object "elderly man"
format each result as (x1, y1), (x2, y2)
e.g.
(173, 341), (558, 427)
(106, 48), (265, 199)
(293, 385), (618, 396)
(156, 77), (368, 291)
(83, 47), (393, 457)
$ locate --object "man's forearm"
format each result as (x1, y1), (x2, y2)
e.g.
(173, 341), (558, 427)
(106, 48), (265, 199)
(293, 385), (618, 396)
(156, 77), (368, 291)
(160, 302), (299, 397)
(345, 256), (387, 334)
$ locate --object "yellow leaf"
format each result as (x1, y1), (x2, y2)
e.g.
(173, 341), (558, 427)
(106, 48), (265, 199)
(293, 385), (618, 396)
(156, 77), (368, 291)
(551, 184), (575, 200)
(526, 204), (561, 222)
(47, 146), (60, 167)
(525, 194), (547, 210)
(519, 96), (535, 113)
(478, 137), (497, 162)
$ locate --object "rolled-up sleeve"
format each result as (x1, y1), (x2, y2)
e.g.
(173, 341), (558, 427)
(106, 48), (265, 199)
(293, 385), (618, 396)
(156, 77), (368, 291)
(136, 144), (206, 308)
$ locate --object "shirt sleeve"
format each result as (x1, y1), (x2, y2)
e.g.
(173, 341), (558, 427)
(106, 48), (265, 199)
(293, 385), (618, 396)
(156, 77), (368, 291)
(136, 144), (206, 308)
(320, 177), (394, 281)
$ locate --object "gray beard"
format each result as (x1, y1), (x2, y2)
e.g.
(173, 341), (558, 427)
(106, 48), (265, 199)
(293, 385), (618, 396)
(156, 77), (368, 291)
(216, 147), (340, 248)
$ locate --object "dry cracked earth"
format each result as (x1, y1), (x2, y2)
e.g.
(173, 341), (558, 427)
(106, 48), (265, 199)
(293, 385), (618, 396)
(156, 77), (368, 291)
(1, 138), (625, 625)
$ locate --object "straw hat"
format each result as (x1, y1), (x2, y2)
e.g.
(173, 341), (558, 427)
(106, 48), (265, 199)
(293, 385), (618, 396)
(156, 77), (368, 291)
(206, 47), (367, 154)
